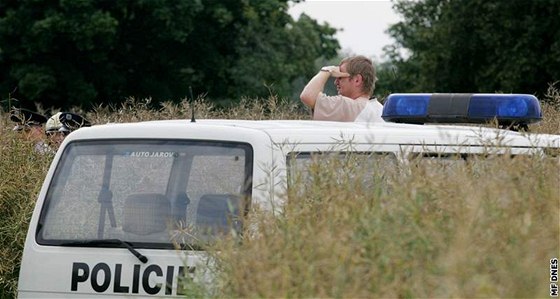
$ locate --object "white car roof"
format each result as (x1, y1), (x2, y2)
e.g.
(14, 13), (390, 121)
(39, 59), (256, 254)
(66, 119), (560, 149)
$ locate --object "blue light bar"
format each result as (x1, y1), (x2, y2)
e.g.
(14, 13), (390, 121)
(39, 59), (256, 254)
(382, 93), (542, 125)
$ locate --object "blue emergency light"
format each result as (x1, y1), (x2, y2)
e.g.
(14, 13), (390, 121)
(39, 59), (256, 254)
(382, 93), (542, 126)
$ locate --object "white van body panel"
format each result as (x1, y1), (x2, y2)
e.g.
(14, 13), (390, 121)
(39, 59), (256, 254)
(18, 119), (560, 297)
(18, 245), (205, 298)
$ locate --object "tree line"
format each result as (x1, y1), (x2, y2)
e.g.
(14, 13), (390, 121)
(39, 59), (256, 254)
(376, 0), (560, 99)
(0, 0), (339, 109)
(1, 0), (559, 110)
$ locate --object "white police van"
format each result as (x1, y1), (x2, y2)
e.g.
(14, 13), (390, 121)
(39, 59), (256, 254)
(18, 94), (560, 297)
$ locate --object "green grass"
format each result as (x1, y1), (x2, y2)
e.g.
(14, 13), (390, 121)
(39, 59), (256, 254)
(0, 92), (559, 298)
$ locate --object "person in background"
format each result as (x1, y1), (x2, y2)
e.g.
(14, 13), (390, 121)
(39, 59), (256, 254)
(10, 108), (50, 153)
(300, 55), (384, 122)
(45, 112), (91, 148)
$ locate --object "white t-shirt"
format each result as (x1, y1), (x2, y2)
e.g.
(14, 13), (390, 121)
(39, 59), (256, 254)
(313, 93), (384, 122)
(354, 99), (384, 123)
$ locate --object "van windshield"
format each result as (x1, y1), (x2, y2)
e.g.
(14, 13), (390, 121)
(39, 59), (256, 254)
(37, 139), (253, 249)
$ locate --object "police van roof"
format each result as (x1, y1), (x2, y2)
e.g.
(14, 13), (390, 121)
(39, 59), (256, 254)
(65, 119), (560, 149)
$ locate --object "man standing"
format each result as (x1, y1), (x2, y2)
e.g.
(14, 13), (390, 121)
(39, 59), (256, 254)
(300, 55), (384, 122)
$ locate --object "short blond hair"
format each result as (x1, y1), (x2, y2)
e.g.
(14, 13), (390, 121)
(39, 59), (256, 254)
(340, 55), (376, 96)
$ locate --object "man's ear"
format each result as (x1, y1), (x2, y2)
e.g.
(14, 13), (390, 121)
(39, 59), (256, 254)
(352, 74), (363, 86)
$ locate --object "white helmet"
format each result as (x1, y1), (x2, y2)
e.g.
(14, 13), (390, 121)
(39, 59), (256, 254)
(45, 112), (70, 134)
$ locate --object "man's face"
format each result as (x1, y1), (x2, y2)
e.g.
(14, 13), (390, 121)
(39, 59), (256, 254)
(47, 131), (66, 147)
(334, 63), (353, 97)
(24, 125), (45, 141)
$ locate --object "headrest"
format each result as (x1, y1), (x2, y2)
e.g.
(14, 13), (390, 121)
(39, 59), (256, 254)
(122, 193), (170, 235)
(196, 194), (241, 232)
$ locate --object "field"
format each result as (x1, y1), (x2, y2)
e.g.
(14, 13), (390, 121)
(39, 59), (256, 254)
(1, 93), (559, 298)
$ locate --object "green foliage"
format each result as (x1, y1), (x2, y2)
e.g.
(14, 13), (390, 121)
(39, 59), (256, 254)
(375, 60), (415, 99)
(230, 12), (339, 101)
(384, 0), (560, 96)
(0, 0), (340, 109)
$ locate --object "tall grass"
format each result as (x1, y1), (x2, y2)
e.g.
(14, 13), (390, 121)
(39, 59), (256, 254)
(0, 127), (51, 297)
(214, 153), (559, 298)
(0, 91), (558, 298)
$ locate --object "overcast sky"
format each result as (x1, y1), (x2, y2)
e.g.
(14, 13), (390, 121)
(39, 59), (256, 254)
(288, 0), (402, 61)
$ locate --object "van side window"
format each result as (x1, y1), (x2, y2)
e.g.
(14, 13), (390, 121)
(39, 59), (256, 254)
(286, 151), (397, 197)
(407, 152), (521, 177)
(410, 152), (515, 161)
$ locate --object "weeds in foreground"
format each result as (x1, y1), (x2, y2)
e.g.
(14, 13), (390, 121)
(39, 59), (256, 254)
(214, 153), (559, 298)
(0, 130), (51, 298)
(0, 91), (558, 298)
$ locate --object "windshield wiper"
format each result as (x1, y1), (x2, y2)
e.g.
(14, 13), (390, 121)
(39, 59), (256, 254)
(60, 239), (148, 263)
